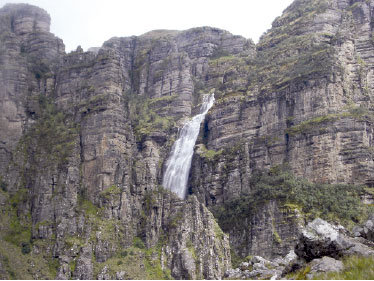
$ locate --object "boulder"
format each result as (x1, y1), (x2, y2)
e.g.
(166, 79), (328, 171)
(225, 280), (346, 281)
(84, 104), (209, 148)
(305, 256), (343, 279)
(352, 214), (374, 241)
(295, 218), (374, 261)
(295, 218), (351, 261)
(225, 254), (294, 280)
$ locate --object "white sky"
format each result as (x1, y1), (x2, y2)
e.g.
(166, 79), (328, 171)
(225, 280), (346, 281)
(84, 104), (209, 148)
(0, 0), (294, 52)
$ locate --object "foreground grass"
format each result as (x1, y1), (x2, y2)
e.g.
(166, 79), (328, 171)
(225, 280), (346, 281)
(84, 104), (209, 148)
(313, 256), (374, 280)
(289, 256), (374, 280)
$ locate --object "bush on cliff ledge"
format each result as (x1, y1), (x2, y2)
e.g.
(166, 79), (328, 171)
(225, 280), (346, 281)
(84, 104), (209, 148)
(212, 165), (366, 231)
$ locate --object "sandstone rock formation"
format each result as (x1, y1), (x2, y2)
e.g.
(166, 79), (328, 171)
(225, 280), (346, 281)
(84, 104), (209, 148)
(0, 3), (243, 279)
(190, 0), (374, 260)
(1, 0), (374, 279)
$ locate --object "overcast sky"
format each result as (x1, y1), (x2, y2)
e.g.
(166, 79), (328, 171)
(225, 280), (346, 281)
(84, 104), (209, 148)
(0, 0), (294, 52)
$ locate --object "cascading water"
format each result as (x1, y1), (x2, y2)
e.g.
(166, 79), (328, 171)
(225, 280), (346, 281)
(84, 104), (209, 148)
(162, 94), (215, 199)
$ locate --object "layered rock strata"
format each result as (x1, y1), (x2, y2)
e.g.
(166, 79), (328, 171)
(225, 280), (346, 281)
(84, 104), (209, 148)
(0, 3), (251, 279)
(190, 0), (374, 259)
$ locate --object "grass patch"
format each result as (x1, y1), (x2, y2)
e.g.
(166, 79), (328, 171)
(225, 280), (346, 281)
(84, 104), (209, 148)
(99, 185), (122, 200)
(313, 256), (374, 280)
(289, 256), (374, 280)
(197, 144), (223, 161)
(128, 94), (177, 142)
(286, 106), (374, 136)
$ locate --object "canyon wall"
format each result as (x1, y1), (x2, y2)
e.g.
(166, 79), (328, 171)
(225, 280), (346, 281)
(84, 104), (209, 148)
(0, 0), (374, 279)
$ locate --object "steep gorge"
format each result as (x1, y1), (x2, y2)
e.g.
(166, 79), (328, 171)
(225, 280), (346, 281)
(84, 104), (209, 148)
(0, 0), (374, 279)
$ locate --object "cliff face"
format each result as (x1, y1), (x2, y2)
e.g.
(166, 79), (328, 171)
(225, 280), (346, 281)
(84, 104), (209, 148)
(190, 0), (374, 259)
(0, 0), (374, 279)
(0, 4), (248, 280)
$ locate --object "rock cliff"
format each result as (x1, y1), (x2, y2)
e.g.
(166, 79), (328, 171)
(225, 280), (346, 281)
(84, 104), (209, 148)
(0, 3), (244, 279)
(1, 0), (374, 279)
(190, 0), (374, 259)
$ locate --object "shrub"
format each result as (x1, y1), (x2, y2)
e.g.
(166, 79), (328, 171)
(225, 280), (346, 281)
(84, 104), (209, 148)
(211, 165), (366, 231)
(0, 176), (8, 191)
(133, 237), (145, 249)
(21, 242), (31, 254)
(20, 94), (78, 168)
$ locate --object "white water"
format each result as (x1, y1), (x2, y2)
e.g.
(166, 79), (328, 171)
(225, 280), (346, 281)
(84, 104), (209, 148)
(162, 94), (215, 199)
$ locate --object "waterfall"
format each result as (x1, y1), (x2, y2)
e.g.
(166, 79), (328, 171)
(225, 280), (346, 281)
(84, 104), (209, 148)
(162, 94), (215, 199)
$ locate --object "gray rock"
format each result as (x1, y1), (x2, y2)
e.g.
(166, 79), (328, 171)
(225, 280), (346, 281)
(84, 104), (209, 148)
(295, 218), (352, 261)
(115, 271), (127, 280)
(350, 214), (374, 242)
(296, 218), (374, 261)
(97, 266), (111, 280)
(73, 245), (93, 280)
(305, 256), (343, 279)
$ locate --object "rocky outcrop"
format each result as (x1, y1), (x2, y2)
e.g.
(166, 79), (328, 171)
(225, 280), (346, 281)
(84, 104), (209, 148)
(353, 213), (374, 241)
(295, 218), (374, 261)
(212, 200), (304, 259)
(225, 254), (295, 280)
(159, 195), (231, 280)
(305, 256), (344, 279)
(227, 219), (374, 280)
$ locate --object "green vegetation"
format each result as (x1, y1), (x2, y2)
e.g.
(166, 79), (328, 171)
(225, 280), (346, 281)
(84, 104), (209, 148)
(78, 196), (103, 216)
(286, 113), (342, 136)
(288, 256), (374, 280)
(214, 220), (224, 240)
(198, 144), (223, 161)
(28, 56), (51, 80)
(313, 256), (374, 280)
(186, 240), (197, 262)
(286, 106), (374, 136)
(211, 165), (367, 233)
(168, 210), (184, 229)
(272, 219), (282, 244)
(20, 94), (78, 168)
(4, 189), (31, 248)
(210, 48), (230, 59)
(0, 189), (57, 279)
(128, 94), (177, 142)
(288, 265), (312, 280)
(99, 185), (122, 200)
(133, 237), (146, 249)
(92, 239), (172, 280)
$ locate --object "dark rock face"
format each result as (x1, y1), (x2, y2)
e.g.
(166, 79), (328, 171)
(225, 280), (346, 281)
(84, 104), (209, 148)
(217, 200), (304, 259)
